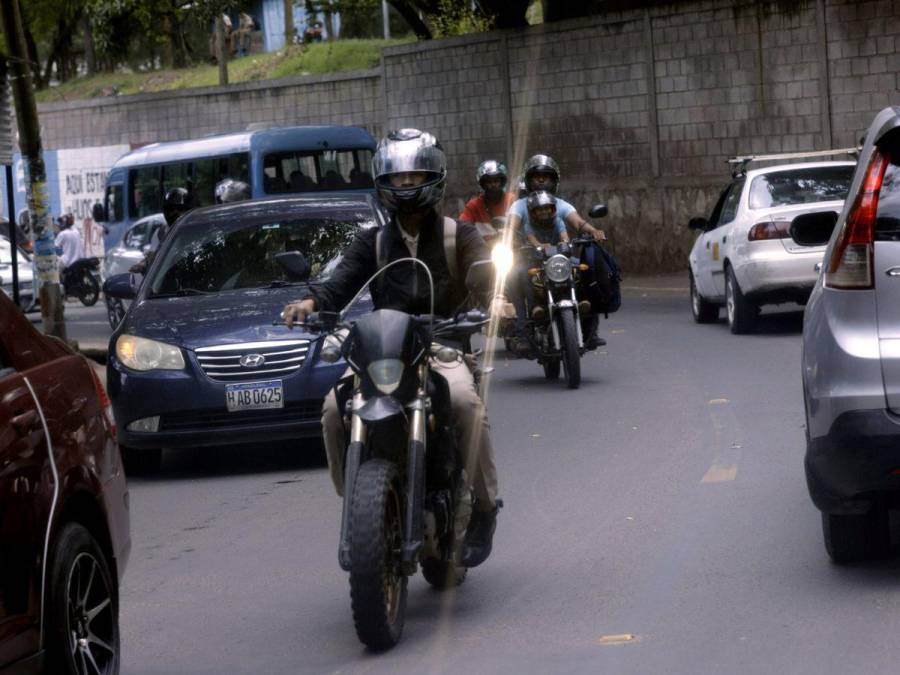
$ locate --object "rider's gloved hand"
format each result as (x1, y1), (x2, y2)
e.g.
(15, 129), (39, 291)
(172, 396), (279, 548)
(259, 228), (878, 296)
(282, 298), (316, 329)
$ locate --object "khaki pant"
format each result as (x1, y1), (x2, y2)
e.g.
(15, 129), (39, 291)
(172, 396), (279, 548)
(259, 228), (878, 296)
(321, 356), (499, 508)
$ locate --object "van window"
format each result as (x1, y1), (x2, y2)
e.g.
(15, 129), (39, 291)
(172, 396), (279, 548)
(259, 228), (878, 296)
(263, 149), (374, 194)
(130, 166), (161, 219)
(749, 166), (854, 209)
(194, 153), (251, 206)
(162, 162), (192, 199)
(876, 162), (900, 241)
(105, 184), (124, 222)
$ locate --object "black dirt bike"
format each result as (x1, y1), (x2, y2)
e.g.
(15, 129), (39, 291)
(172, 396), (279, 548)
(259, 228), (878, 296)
(281, 254), (494, 650)
(62, 257), (101, 306)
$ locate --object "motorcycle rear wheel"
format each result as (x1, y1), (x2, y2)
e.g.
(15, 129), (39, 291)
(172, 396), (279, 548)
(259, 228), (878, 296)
(559, 310), (581, 389)
(79, 272), (100, 306)
(349, 459), (407, 650)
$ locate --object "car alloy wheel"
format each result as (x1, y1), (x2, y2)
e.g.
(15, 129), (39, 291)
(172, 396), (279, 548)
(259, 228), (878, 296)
(67, 550), (117, 674)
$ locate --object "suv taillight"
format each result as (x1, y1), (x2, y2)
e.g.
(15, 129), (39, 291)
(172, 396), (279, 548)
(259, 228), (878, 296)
(825, 149), (891, 289)
(87, 361), (117, 439)
(748, 219), (792, 241)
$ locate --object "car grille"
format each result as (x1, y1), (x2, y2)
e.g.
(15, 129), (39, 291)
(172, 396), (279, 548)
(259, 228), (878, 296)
(159, 401), (323, 432)
(194, 339), (311, 382)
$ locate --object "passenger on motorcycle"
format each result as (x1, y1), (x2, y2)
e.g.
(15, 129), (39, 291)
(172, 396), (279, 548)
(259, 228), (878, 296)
(282, 129), (503, 568)
(54, 214), (83, 276)
(507, 154), (607, 349)
(458, 160), (516, 244)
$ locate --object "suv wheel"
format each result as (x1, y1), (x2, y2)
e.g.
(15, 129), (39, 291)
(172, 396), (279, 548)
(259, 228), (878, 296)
(822, 508), (890, 563)
(725, 266), (757, 334)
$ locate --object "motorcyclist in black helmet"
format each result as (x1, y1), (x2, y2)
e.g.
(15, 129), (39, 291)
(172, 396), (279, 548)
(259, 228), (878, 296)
(129, 187), (192, 274)
(282, 128), (505, 568)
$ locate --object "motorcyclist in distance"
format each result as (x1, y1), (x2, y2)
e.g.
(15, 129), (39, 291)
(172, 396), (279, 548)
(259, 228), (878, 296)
(507, 155), (607, 349)
(282, 128), (505, 568)
(459, 160), (516, 244)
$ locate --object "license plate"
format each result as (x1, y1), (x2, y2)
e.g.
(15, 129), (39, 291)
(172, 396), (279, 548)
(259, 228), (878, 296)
(225, 380), (284, 412)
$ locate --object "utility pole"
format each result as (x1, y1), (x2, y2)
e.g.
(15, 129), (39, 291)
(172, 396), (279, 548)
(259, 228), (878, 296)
(283, 0), (294, 48)
(215, 14), (228, 85)
(0, 0), (66, 340)
(382, 0), (391, 39)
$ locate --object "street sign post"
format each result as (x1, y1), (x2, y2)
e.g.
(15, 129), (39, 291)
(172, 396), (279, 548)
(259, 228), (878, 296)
(0, 58), (18, 307)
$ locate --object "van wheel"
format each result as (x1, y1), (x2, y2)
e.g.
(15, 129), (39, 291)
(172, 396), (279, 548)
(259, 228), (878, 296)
(725, 266), (757, 334)
(822, 507), (890, 563)
(690, 271), (719, 323)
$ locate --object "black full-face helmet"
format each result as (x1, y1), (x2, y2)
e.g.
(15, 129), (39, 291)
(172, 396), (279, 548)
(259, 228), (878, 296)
(163, 187), (191, 225)
(476, 160), (508, 194)
(526, 190), (557, 229)
(522, 154), (561, 194)
(372, 129), (446, 214)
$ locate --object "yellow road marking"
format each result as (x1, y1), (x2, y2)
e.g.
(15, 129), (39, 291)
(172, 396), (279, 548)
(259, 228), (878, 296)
(708, 398), (729, 405)
(597, 634), (638, 646)
(701, 464), (738, 483)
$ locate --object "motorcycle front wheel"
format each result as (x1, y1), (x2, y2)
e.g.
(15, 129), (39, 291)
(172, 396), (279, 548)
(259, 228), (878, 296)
(349, 459), (407, 650)
(559, 309), (581, 389)
(78, 272), (100, 306)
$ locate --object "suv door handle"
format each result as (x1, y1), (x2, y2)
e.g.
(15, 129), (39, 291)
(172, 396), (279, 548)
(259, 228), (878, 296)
(11, 409), (39, 433)
(886, 267), (900, 277)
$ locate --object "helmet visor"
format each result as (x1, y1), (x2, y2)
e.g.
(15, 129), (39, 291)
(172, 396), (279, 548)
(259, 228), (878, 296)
(372, 133), (445, 181)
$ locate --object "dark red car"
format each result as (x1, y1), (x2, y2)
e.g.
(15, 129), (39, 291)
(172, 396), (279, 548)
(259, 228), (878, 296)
(0, 291), (130, 674)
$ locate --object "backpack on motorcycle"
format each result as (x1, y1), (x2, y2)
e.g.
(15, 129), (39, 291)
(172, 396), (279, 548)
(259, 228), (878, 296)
(580, 242), (621, 316)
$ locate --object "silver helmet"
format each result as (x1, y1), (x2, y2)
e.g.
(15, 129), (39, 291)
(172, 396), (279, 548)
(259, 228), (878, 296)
(476, 160), (508, 191)
(215, 179), (251, 203)
(522, 154), (561, 194)
(372, 129), (446, 213)
(526, 190), (557, 227)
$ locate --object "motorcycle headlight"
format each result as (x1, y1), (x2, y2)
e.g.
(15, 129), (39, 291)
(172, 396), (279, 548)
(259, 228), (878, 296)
(367, 359), (404, 395)
(544, 254), (572, 283)
(116, 335), (185, 371)
(491, 242), (514, 277)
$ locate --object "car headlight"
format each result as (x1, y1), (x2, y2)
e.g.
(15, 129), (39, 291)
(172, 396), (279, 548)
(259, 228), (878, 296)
(544, 254), (572, 283)
(367, 358), (404, 395)
(116, 335), (185, 371)
(491, 243), (514, 277)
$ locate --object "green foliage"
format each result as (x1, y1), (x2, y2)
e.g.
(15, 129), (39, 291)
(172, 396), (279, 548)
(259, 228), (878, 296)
(33, 38), (409, 103)
(428, 0), (491, 37)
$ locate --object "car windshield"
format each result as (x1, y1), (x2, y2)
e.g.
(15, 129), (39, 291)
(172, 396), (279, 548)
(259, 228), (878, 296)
(147, 215), (371, 298)
(748, 166), (854, 209)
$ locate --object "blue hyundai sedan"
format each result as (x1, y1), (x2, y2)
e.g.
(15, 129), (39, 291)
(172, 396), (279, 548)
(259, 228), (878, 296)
(106, 194), (383, 471)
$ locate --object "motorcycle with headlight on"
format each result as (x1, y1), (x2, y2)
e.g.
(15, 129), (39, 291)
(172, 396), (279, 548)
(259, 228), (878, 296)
(278, 255), (493, 651)
(492, 204), (608, 389)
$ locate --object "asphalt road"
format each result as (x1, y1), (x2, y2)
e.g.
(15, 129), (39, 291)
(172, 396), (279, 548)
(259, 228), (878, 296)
(58, 284), (900, 674)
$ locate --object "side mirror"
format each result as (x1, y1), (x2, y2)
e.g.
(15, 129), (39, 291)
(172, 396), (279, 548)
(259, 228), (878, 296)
(790, 211), (839, 247)
(689, 217), (709, 232)
(92, 202), (107, 223)
(275, 251), (310, 281)
(103, 273), (136, 300)
(589, 203), (608, 218)
(465, 259), (494, 294)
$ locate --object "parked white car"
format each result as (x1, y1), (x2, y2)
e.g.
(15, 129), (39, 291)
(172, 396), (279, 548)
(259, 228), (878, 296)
(103, 213), (165, 279)
(688, 155), (857, 333)
(0, 236), (36, 312)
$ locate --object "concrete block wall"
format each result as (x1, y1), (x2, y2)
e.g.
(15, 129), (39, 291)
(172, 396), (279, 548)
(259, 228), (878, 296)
(38, 70), (382, 150)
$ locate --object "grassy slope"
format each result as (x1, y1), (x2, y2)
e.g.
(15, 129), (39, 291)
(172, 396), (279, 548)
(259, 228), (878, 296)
(36, 39), (411, 104)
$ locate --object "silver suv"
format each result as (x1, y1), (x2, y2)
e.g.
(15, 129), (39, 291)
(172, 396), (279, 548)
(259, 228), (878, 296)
(801, 106), (900, 563)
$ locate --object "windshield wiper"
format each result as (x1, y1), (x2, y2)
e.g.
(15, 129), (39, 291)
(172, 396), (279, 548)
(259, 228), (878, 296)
(151, 287), (209, 298)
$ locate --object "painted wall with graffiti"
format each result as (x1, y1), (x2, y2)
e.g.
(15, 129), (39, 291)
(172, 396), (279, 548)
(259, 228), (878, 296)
(1, 144), (130, 261)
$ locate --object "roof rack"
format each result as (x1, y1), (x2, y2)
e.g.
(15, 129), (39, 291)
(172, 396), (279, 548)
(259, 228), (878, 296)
(727, 148), (859, 177)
